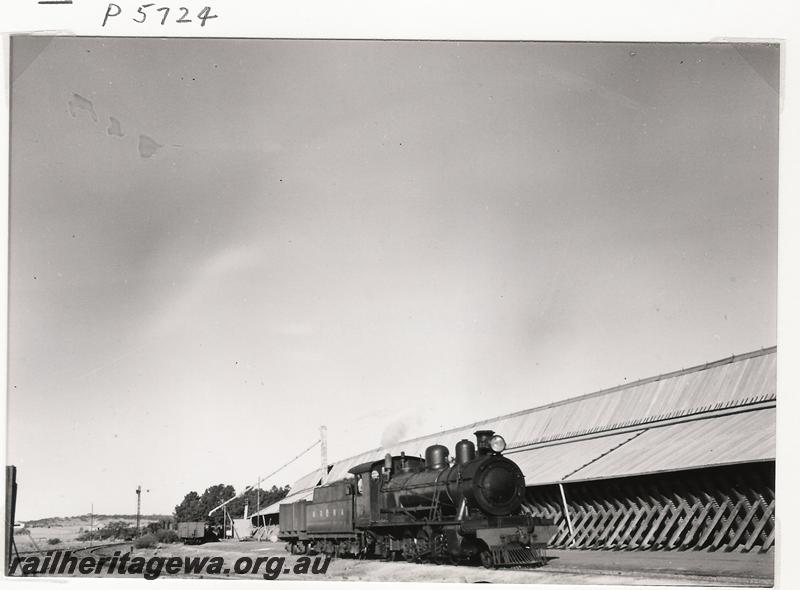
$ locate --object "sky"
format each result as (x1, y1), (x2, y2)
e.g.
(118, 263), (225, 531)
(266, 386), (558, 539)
(7, 38), (778, 520)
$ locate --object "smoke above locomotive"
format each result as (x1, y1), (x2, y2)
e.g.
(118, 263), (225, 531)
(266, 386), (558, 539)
(279, 430), (556, 567)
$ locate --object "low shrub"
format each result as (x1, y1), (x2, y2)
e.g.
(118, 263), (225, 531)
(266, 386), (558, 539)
(134, 534), (157, 549)
(156, 529), (179, 544)
(47, 538), (62, 545)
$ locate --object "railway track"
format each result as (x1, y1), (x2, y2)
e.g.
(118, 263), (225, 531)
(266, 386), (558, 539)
(14, 540), (131, 558)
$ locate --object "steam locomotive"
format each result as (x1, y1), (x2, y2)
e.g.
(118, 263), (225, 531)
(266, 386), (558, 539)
(278, 430), (556, 568)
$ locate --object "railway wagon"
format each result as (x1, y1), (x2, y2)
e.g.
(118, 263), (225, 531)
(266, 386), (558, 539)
(279, 430), (557, 568)
(177, 521), (207, 544)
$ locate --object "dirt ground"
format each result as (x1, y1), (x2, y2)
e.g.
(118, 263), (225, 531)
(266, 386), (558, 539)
(12, 517), (159, 553)
(69, 540), (773, 586)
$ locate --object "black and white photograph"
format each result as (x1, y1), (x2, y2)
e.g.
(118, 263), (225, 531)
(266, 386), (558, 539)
(5, 29), (781, 586)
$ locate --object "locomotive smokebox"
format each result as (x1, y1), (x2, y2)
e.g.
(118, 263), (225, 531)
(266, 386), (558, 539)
(474, 430), (496, 456)
(466, 455), (526, 515)
(424, 444), (450, 470)
(455, 439), (476, 465)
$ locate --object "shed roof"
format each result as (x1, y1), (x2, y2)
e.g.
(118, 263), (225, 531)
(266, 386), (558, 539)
(290, 468), (324, 493)
(504, 431), (643, 485)
(563, 407), (775, 482)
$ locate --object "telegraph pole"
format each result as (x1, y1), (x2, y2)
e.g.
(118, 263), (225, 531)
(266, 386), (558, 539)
(135, 485), (142, 536)
(320, 426), (328, 485)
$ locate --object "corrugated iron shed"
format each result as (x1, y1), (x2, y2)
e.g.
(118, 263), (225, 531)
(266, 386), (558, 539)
(564, 407), (775, 482)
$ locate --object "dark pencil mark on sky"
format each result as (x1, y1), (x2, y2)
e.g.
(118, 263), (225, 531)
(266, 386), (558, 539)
(68, 93), (97, 122)
(138, 134), (162, 158)
(107, 116), (124, 137)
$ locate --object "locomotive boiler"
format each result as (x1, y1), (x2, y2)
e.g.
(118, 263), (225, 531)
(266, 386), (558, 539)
(279, 430), (556, 568)
(378, 431), (527, 518)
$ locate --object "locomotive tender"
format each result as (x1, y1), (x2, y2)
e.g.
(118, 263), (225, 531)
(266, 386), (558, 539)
(278, 430), (557, 568)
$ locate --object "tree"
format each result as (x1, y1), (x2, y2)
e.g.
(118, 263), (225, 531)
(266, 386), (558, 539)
(173, 483), (291, 525)
(226, 485), (290, 519)
(174, 491), (205, 522)
(200, 484), (237, 527)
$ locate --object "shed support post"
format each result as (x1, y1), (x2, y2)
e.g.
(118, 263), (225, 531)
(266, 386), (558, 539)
(559, 483), (575, 546)
(320, 425), (328, 485)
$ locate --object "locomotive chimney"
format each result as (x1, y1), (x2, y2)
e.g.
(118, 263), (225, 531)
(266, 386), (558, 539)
(383, 453), (392, 481)
(474, 430), (495, 456)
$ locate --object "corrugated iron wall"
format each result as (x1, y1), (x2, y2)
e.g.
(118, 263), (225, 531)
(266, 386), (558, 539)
(524, 462), (774, 552)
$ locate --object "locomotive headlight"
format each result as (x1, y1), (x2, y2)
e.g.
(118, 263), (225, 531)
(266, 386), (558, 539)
(489, 435), (506, 453)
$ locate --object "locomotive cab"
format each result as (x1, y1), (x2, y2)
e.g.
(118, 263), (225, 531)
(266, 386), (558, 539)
(348, 454), (426, 526)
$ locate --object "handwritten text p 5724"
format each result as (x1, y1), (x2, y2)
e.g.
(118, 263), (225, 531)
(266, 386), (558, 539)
(102, 4), (218, 27)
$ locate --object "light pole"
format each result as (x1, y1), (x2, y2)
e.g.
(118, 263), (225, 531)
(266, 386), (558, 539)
(135, 486), (141, 535)
(135, 486), (150, 536)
